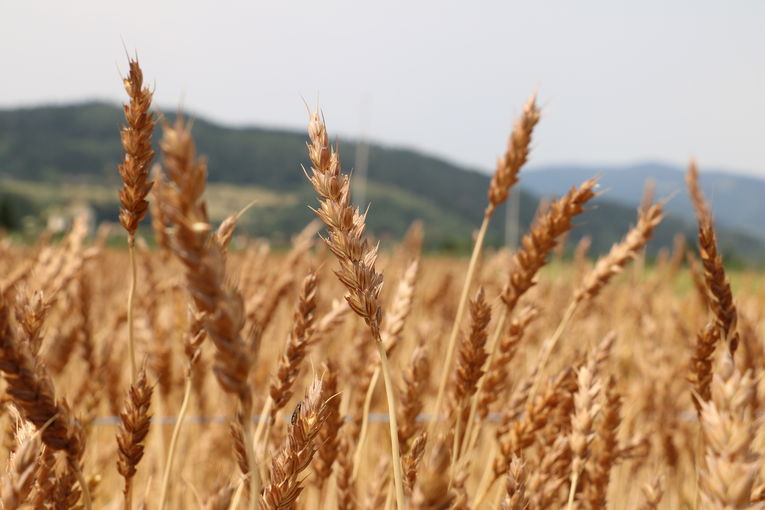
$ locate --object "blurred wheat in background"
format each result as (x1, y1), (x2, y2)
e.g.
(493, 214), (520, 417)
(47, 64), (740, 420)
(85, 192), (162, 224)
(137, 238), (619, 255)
(1, 56), (763, 510)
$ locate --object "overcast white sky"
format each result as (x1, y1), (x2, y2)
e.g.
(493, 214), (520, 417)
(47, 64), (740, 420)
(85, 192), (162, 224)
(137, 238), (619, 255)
(2, 1), (764, 175)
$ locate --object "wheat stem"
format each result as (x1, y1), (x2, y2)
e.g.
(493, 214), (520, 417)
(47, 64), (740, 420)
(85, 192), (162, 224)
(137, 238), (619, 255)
(384, 485), (394, 510)
(472, 459), (498, 510)
(256, 420), (272, 492)
(155, 390), (167, 467)
(70, 457), (92, 510)
(252, 398), (274, 492)
(124, 483), (133, 510)
(127, 235), (137, 384)
(566, 470), (581, 510)
(432, 215), (490, 428)
(377, 341), (406, 510)
(228, 481), (245, 510)
(244, 419), (260, 510)
(252, 396), (273, 451)
(528, 301), (577, 401)
(451, 414), (463, 469)
(158, 375), (192, 510)
(694, 423), (702, 510)
(352, 365), (381, 479)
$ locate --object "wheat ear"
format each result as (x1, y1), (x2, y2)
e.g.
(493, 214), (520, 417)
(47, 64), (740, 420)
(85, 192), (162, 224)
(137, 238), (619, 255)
(500, 456), (528, 510)
(462, 306), (537, 458)
(397, 344), (430, 454)
(582, 375), (622, 508)
(117, 57), (155, 383)
(449, 288), (491, 460)
(699, 356), (759, 507)
(254, 270), (319, 450)
(0, 307), (90, 508)
(260, 378), (329, 509)
(1, 415), (39, 508)
(686, 160), (739, 356)
(402, 431), (428, 494)
(116, 366), (153, 510)
(157, 113), (258, 509)
(566, 365), (602, 510)
(411, 434), (457, 509)
(314, 360), (343, 492)
(304, 108), (407, 509)
(638, 475), (665, 510)
(335, 433), (358, 510)
(689, 323), (720, 415)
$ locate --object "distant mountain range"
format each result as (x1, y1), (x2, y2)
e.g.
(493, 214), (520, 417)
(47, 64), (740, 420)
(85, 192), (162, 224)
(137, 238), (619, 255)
(1, 102), (763, 259)
(523, 163), (765, 242)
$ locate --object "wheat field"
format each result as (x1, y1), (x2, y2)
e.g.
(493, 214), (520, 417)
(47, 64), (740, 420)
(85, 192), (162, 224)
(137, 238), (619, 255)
(0, 58), (761, 510)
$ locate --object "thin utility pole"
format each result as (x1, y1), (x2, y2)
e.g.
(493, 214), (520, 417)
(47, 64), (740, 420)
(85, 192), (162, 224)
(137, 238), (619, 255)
(505, 185), (520, 250)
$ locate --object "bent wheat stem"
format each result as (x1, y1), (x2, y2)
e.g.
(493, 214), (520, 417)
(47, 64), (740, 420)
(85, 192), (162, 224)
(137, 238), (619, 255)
(528, 301), (577, 400)
(252, 396), (273, 451)
(158, 376), (192, 510)
(352, 365), (381, 479)
(70, 457), (92, 510)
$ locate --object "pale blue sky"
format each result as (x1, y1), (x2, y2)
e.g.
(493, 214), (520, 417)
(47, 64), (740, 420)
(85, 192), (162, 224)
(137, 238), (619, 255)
(2, 1), (764, 175)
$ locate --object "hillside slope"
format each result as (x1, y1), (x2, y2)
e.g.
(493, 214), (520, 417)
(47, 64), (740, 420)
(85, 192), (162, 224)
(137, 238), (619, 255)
(1, 102), (763, 258)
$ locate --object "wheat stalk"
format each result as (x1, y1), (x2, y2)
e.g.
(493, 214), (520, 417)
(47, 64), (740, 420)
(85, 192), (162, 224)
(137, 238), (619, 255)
(303, 108), (406, 509)
(699, 356), (759, 508)
(269, 271), (319, 417)
(686, 160), (740, 356)
(117, 57), (156, 384)
(335, 433), (358, 510)
(432, 93), (540, 430)
(566, 364), (602, 510)
(116, 366), (153, 510)
(582, 375), (621, 509)
(500, 456), (528, 510)
(1, 414), (39, 508)
(157, 113), (258, 509)
(689, 323), (720, 415)
(411, 434), (456, 510)
(397, 345), (430, 454)
(462, 178), (597, 456)
(352, 257), (419, 478)
(260, 378), (329, 509)
(449, 288), (491, 459)
(461, 306), (537, 457)
(402, 432), (428, 495)
(314, 361), (343, 492)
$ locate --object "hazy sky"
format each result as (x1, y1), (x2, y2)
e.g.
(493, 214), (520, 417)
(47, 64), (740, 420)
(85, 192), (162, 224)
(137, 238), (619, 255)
(3, 1), (764, 176)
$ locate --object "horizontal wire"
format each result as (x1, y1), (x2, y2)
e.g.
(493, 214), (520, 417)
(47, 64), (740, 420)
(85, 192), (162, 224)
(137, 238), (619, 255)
(91, 412), (506, 426)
